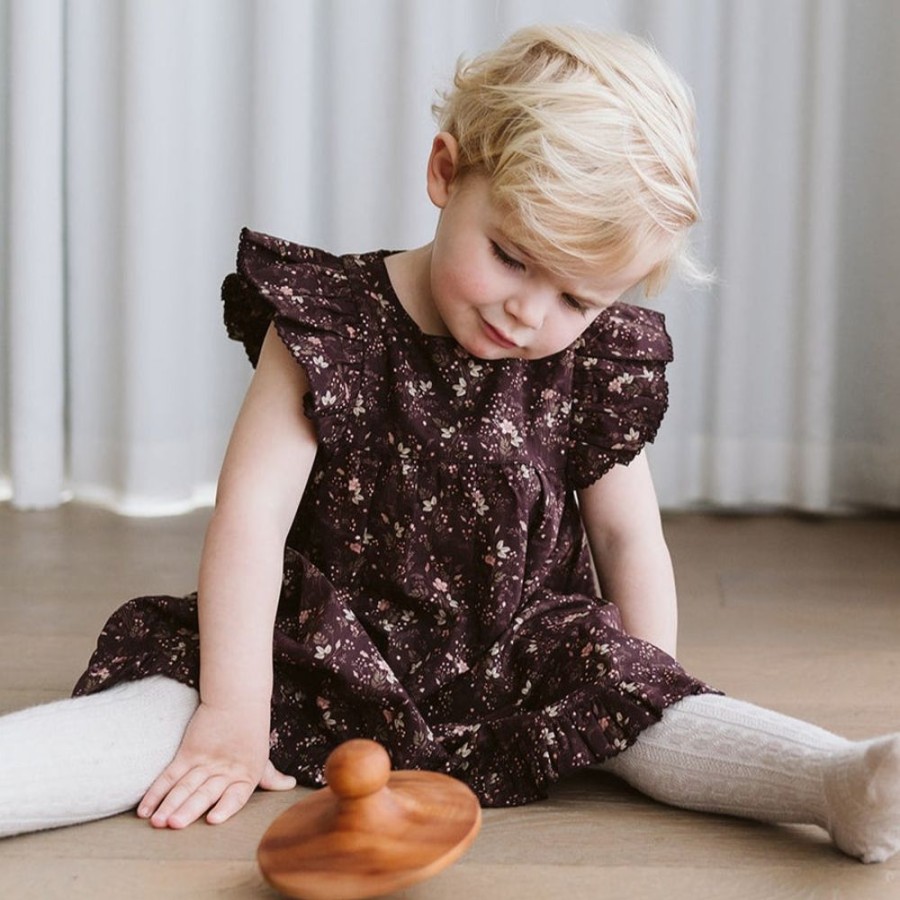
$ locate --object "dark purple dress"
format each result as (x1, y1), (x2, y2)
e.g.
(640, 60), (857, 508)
(74, 229), (712, 806)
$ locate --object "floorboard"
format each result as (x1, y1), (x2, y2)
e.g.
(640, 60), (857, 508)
(1, 504), (898, 898)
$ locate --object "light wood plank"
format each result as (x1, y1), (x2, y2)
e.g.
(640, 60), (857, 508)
(1, 504), (898, 897)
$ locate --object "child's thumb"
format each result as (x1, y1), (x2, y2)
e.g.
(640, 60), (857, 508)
(260, 759), (298, 791)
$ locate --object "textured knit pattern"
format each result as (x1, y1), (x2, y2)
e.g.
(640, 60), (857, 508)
(601, 693), (900, 863)
(73, 229), (713, 807)
(0, 677), (198, 837)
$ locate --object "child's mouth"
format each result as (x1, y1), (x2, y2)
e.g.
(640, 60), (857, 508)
(482, 321), (519, 349)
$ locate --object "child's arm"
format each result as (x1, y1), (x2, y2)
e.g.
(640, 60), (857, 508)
(138, 323), (318, 829)
(577, 451), (678, 658)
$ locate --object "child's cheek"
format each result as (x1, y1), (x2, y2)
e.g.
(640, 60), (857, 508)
(545, 319), (585, 356)
(443, 265), (492, 308)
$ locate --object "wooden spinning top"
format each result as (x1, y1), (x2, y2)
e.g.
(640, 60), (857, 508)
(258, 739), (482, 899)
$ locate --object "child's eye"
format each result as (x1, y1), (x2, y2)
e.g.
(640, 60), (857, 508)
(490, 240), (525, 271)
(562, 293), (590, 315)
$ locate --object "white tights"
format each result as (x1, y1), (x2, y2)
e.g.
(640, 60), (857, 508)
(1, 681), (898, 862)
(600, 693), (900, 863)
(0, 676), (197, 837)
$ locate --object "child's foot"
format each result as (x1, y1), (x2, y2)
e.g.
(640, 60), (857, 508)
(824, 734), (900, 863)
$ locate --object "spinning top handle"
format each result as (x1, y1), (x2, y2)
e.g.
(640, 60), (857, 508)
(323, 739), (392, 799)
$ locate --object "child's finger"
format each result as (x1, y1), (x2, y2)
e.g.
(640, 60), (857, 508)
(147, 767), (214, 828)
(205, 780), (257, 825)
(258, 759), (297, 791)
(163, 773), (236, 829)
(138, 761), (191, 818)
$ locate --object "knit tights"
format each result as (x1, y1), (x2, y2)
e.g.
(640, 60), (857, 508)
(1, 681), (898, 862)
(0, 676), (197, 837)
(600, 693), (900, 863)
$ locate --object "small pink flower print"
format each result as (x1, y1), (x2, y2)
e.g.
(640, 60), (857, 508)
(609, 373), (634, 394)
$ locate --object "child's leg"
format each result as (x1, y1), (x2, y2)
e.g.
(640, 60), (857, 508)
(599, 693), (900, 863)
(0, 675), (198, 838)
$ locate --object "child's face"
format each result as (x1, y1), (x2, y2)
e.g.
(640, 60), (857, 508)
(425, 151), (666, 361)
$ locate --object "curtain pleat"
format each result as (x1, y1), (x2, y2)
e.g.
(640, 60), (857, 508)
(66, 0), (122, 504)
(793, 0), (843, 510)
(1, 0), (898, 513)
(7, 0), (66, 508)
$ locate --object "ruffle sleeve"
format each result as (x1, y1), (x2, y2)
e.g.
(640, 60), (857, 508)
(221, 228), (367, 446)
(566, 304), (673, 490)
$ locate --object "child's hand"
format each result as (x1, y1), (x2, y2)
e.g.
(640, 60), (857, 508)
(137, 701), (296, 829)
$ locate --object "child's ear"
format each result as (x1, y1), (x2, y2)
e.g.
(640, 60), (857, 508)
(426, 132), (461, 209)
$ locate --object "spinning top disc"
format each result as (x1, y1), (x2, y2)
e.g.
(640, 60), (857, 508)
(258, 739), (482, 900)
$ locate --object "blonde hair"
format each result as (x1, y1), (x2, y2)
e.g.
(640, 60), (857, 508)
(434, 25), (709, 295)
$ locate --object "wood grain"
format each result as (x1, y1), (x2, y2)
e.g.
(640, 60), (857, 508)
(258, 740), (481, 899)
(1, 505), (898, 898)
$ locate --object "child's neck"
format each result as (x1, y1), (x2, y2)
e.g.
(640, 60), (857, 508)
(383, 245), (450, 337)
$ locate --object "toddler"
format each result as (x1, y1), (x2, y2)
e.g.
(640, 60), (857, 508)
(1, 25), (898, 863)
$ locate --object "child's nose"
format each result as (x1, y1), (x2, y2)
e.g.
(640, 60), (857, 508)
(504, 290), (550, 330)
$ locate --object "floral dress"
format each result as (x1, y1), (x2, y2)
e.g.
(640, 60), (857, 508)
(74, 228), (713, 807)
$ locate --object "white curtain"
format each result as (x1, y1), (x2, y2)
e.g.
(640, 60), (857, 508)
(1, 0), (898, 514)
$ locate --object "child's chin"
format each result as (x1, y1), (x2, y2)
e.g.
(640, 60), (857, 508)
(465, 342), (520, 361)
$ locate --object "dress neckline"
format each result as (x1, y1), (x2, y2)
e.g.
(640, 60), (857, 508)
(367, 251), (460, 345)
(363, 249), (608, 367)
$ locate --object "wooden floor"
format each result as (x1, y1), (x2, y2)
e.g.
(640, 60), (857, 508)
(0, 504), (898, 899)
